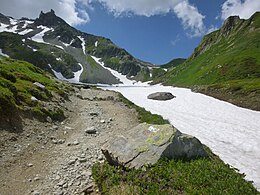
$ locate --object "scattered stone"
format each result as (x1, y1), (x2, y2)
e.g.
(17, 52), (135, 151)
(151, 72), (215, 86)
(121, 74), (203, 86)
(64, 126), (72, 130)
(89, 112), (98, 116)
(52, 139), (58, 144)
(68, 159), (77, 165)
(33, 82), (45, 89)
(31, 96), (38, 102)
(34, 177), (40, 181)
(32, 191), (40, 195)
(46, 116), (52, 123)
(27, 163), (33, 167)
(57, 139), (65, 144)
(100, 120), (105, 124)
(147, 92), (176, 101)
(78, 158), (87, 163)
(108, 118), (113, 122)
(85, 127), (97, 134)
(76, 93), (83, 99)
(52, 125), (59, 130)
(57, 181), (66, 186)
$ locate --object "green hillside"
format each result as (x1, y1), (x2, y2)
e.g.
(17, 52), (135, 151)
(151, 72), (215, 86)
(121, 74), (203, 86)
(160, 58), (186, 69)
(0, 56), (72, 130)
(154, 12), (260, 110)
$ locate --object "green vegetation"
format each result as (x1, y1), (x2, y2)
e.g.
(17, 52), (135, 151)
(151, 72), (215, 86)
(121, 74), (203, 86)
(160, 58), (186, 69)
(93, 153), (258, 194)
(0, 57), (71, 123)
(118, 94), (168, 125)
(154, 12), (260, 110)
(0, 32), (80, 79)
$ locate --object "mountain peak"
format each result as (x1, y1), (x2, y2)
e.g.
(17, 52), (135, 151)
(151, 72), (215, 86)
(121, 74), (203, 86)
(35, 9), (66, 27)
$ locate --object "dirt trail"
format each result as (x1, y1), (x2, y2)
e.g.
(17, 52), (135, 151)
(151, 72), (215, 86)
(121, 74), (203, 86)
(0, 88), (139, 195)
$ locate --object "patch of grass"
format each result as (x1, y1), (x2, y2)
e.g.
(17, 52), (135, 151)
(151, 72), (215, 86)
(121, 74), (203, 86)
(118, 93), (168, 125)
(0, 57), (69, 122)
(92, 156), (259, 194)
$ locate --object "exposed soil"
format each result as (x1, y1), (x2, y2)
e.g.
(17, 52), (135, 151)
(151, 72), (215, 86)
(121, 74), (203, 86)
(0, 87), (139, 195)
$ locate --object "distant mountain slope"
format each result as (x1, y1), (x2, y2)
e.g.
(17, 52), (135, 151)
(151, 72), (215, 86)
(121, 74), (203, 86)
(160, 58), (186, 69)
(154, 12), (260, 110)
(0, 10), (154, 84)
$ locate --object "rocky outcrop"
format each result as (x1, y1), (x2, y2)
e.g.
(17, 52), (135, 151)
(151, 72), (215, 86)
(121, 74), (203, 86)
(34, 9), (67, 28)
(147, 92), (175, 101)
(101, 123), (208, 169)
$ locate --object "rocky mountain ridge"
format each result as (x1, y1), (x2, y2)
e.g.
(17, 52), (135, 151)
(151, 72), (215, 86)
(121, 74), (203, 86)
(0, 10), (154, 84)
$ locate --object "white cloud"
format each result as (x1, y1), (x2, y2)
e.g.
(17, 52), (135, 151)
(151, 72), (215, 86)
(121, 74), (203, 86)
(221, 0), (260, 20)
(173, 1), (205, 37)
(0, 0), (91, 25)
(171, 34), (181, 46)
(0, 0), (208, 37)
(97, 0), (182, 16)
(97, 0), (206, 37)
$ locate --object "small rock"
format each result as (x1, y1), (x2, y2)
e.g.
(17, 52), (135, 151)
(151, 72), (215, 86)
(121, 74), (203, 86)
(32, 191), (40, 195)
(27, 163), (33, 167)
(89, 112), (98, 116)
(52, 139), (58, 144)
(85, 127), (96, 134)
(73, 140), (80, 145)
(34, 177), (40, 181)
(100, 120), (105, 124)
(58, 139), (65, 144)
(64, 126), (72, 130)
(33, 82), (45, 89)
(52, 125), (59, 130)
(68, 159), (77, 165)
(31, 96), (38, 102)
(76, 93), (83, 99)
(78, 158), (87, 163)
(46, 116), (52, 123)
(57, 181), (66, 186)
(108, 118), (113, 122)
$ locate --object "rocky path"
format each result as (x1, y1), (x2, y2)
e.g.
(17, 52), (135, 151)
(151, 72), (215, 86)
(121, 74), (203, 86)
(0, 88), (139, 195)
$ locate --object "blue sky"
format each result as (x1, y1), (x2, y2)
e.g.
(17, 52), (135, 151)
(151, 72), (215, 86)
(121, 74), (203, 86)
(1, 0), (259, 64)
(77, 1), (226, 64)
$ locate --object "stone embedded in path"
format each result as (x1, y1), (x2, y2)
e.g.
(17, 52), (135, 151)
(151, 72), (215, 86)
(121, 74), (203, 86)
(102, 123), (208, 169)
(85, 127), (97, 134)
(147, 92), (176, 101)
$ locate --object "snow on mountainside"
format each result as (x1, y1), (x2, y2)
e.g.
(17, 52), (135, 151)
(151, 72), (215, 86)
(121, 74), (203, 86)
(0, 10), (155, 84)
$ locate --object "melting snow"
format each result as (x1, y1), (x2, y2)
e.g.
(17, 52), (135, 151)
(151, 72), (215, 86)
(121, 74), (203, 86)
(95, 41), (98, 47)
(103, 84), (260, 190)
(49, 63), (83, 83)
(0, 49), (9, 57)
(0, 23), (9, 32)
(91, 56), (149, 86)
(31, 25), (53, 43)
(77, 36), (86, 55)
(18, 29), (33, 35)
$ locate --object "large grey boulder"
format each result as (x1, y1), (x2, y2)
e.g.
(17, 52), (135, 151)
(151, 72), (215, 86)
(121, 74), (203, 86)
(101, 123), (208, 169)
(147, 92), (175, 101)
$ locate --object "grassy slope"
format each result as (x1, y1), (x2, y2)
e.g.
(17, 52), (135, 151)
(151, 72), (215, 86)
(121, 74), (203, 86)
(154, 12), (260, 110)
(160, 58), (186, 69)
(0, 57), (72, 129)
(93, 156), (259, 194)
